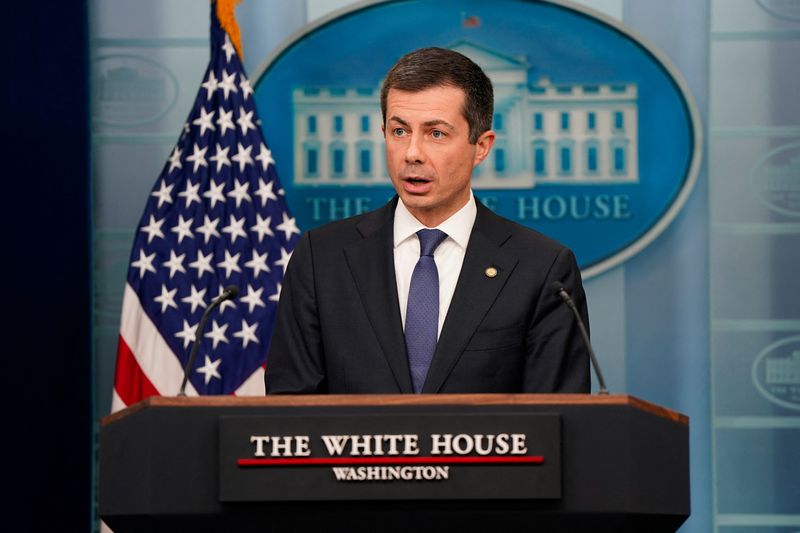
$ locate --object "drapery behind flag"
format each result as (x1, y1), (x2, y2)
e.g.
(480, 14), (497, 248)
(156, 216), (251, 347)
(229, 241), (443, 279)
(110, 1), (299, 411)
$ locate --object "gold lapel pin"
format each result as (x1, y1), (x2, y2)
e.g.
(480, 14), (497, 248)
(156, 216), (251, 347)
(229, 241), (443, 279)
(485, 266), (498, 278)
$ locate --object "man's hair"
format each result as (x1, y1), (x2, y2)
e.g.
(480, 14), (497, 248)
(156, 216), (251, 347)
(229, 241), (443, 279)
(380, 47), (494, 144)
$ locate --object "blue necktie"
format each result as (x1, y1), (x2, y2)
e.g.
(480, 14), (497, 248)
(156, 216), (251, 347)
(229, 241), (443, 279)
(405, 229), (448, 393)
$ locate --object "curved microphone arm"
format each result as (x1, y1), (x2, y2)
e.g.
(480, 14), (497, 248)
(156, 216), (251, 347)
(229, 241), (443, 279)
(549, 281), (609, 395)
(177, 285), (239, 397)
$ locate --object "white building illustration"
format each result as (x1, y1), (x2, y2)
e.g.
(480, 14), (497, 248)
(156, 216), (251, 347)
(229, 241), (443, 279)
(766, 350), (800, 385)
(292, 41), (638, 188)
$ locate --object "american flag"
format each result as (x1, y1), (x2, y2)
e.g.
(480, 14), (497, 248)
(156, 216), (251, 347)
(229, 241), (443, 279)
(111, 4), (298, 410)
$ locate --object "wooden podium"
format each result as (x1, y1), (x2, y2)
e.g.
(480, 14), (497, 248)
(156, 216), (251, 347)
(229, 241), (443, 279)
(99, 394), (689, 532)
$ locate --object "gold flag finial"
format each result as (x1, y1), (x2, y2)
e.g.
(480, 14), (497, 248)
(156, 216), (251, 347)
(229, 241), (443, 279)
(216, 0), (244, 60)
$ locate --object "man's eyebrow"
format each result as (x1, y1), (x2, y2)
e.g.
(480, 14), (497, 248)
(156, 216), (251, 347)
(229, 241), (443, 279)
(387, 116), (455, 131)
(387, 115), (410, 127)
(422, 119), (455, 131)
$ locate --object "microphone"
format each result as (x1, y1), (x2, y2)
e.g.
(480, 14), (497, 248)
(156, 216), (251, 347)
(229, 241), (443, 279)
(549, 281), (609, 395)
(177, 285), (240, 396)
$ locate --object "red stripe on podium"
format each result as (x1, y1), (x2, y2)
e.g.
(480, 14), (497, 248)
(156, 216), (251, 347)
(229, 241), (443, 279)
(238, 455), (544, 467)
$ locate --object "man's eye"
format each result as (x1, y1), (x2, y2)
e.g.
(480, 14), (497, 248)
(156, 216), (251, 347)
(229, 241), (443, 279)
(393, 128), (406, 137)
(431, 130), (445, 139)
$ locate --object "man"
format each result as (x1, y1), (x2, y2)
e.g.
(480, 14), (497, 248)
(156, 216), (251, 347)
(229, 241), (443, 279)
(265, 47), (589, 394)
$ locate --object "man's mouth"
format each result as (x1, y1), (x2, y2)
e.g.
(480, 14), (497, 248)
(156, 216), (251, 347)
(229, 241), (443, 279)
(401, 175), (433, 194)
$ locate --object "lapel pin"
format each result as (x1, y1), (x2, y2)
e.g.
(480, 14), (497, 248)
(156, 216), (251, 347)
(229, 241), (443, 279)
(485, 266), (498, 278)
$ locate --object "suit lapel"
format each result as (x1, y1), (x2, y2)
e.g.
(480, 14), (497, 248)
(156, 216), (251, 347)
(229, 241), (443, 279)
(343, 199), (413, 393)
(422, 203), (519, 393)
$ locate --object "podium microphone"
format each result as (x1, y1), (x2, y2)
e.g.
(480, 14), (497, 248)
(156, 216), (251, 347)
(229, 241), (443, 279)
(177, 285), (240, 396)
(549, 281), (609, 395)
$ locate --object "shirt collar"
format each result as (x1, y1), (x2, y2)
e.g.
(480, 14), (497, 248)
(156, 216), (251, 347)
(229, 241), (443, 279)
(393, 191), (477, 250)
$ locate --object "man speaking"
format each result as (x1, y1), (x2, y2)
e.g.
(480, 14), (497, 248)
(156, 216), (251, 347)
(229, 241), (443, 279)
(265, 47), (589, 394)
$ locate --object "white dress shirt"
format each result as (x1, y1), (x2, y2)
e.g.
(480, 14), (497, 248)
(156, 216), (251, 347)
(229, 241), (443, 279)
(393, 193), (477, 338)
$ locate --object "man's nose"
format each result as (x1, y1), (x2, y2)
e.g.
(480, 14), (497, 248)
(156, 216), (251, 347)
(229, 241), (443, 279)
(404, 132), (425, 164)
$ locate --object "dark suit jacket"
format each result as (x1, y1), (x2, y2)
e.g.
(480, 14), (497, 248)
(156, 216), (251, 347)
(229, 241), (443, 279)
(265, 197), (589, 394)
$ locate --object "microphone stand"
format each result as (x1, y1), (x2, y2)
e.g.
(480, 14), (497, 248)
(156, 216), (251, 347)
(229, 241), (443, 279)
(552, 282), (609, 395)
(177, 286), (238, 396)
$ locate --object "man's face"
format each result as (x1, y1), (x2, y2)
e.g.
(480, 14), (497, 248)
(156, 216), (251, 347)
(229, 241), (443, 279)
(383, 85), (494, 227)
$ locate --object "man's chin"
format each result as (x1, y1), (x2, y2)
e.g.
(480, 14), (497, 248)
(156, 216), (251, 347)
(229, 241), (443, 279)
(397, 192), (432, 210)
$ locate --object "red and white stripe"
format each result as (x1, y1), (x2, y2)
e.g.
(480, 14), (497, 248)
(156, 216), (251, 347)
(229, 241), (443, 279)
(111, 283), (264, 413)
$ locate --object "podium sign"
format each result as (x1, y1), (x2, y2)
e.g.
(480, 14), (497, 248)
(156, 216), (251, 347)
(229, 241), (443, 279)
(219, 412), (561, 501)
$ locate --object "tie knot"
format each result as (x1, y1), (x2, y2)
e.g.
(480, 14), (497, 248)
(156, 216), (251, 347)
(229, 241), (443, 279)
(417, 229), (448, 257)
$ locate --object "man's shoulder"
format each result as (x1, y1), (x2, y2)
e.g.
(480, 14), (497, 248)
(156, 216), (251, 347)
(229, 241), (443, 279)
(304, 198), (395, 246)
(307, 211), (366, 238)
(475, 203), (570, 256)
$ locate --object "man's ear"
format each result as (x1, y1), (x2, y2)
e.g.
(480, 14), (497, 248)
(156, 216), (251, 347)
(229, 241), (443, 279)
(381, 123), (386, 137)
(473, 130), (496, 166)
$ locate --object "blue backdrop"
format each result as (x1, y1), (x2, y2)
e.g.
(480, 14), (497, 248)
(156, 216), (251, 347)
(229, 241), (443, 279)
(86, 1), (800, 532)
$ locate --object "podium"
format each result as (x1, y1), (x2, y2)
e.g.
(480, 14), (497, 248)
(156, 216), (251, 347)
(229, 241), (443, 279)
(99, 394), (689, 532)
